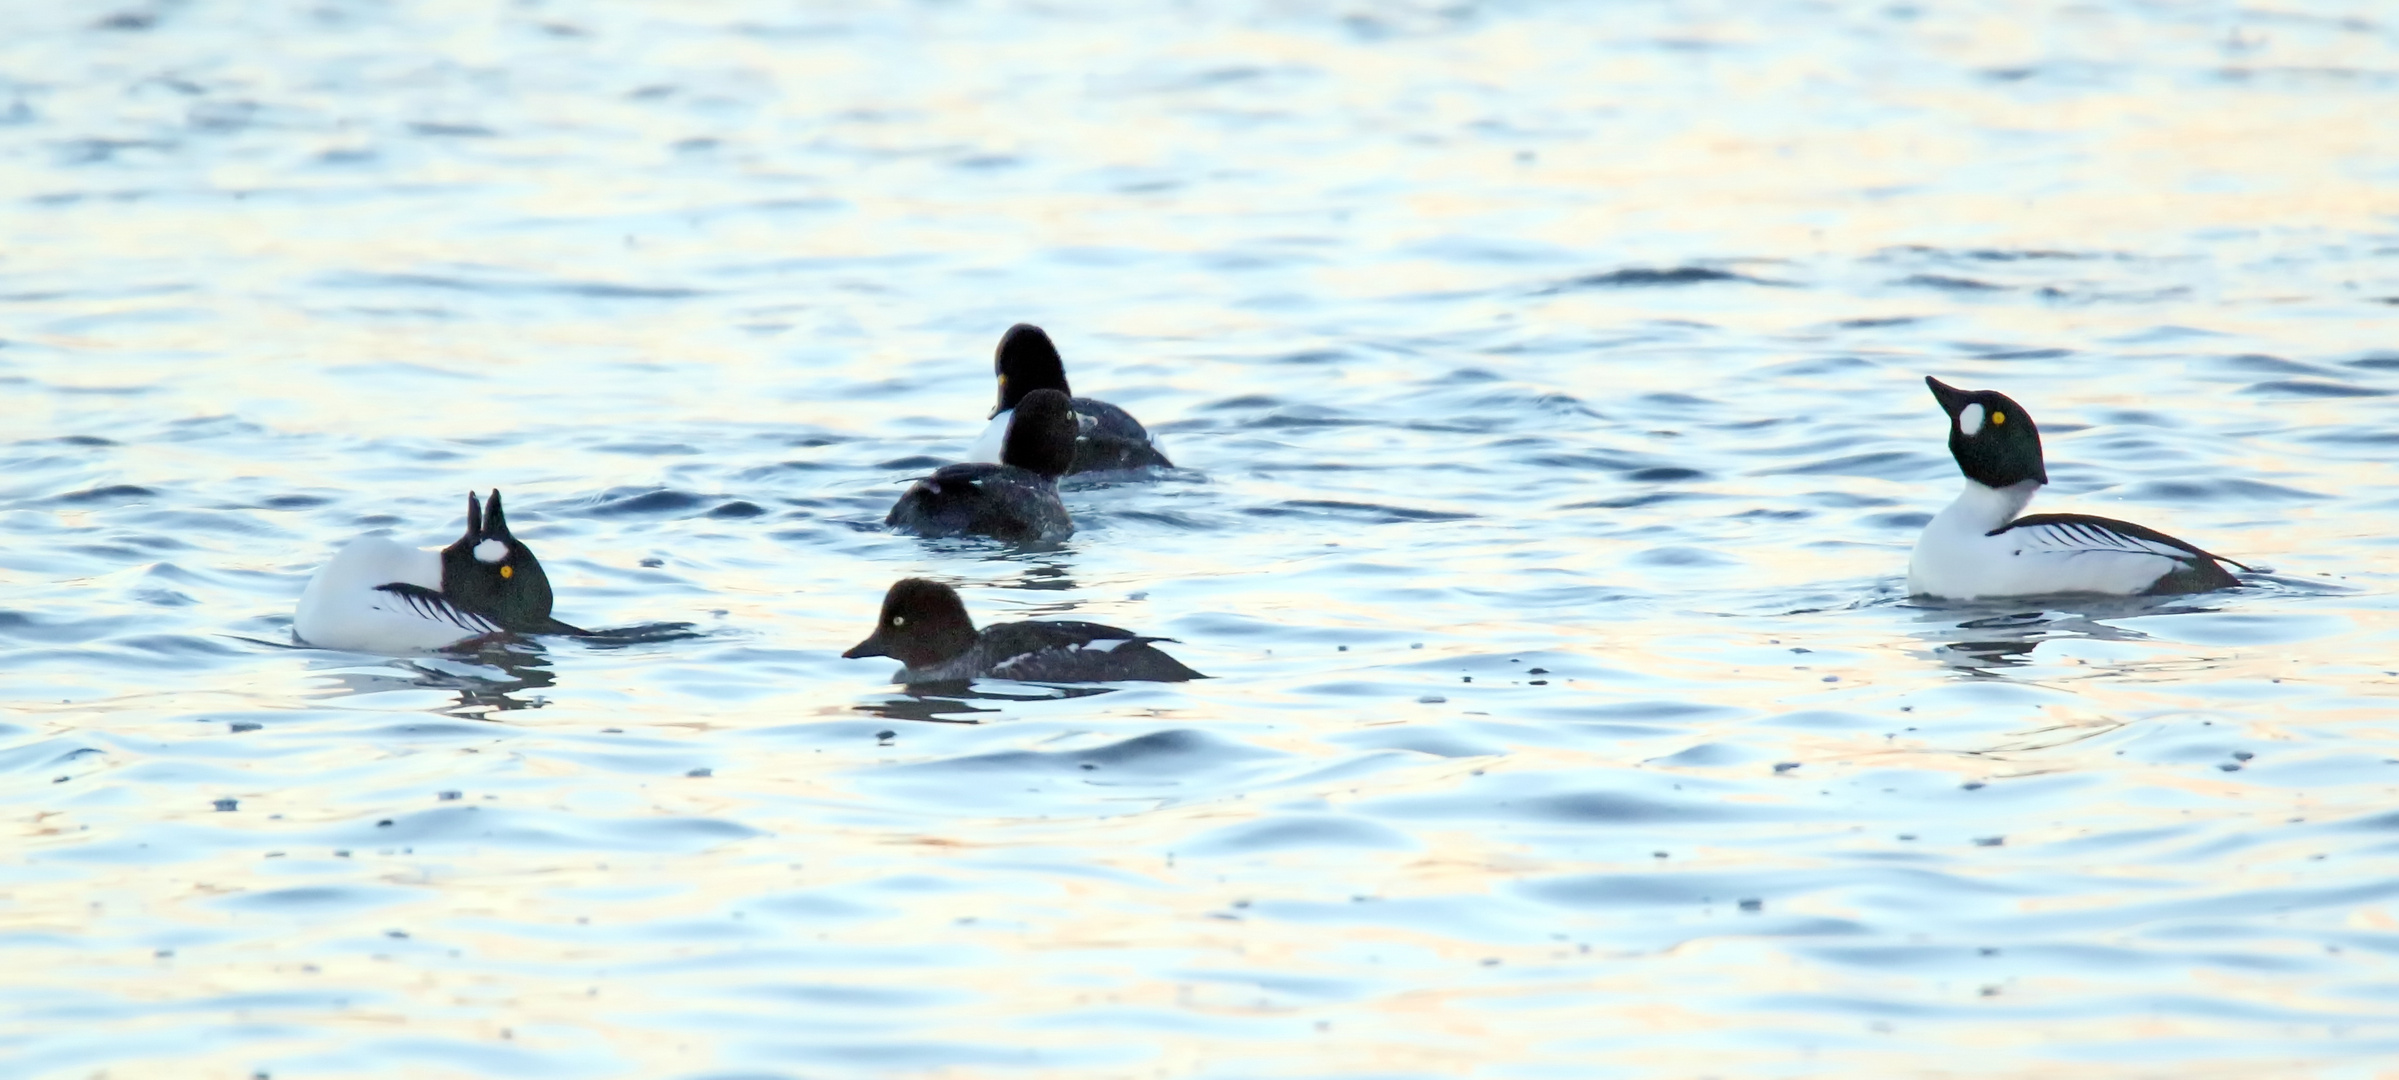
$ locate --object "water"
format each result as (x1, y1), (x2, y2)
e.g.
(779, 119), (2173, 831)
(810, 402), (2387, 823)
(6, 1), (2399, 1075)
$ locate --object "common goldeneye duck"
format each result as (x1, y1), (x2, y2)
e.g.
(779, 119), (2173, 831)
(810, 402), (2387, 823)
(842, 577), (1204, 684)
(294, 490), (588, 653)
(1908, 376), (2250, 599)
(964, 323), (1172, 473)
(888, 388), (1078, 542)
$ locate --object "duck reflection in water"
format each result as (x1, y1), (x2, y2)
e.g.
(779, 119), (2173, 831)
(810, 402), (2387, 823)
(853, 681), (1120, 725)
(305, 638), (558, 718)
(1913, 596), (2221, 677)
(1012, 561), (1077, 593)
(304, 621), (701, 718)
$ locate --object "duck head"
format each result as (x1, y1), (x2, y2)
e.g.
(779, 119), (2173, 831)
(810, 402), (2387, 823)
(1927, 376), (2047, 489)
(438, 489), (558, 629)
(992, 323), (1070, 417)
(1001, 388), (1079, 480)
(844, 578), (980, 669)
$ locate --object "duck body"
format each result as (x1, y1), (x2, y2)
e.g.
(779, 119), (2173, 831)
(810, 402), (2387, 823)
(964, 323), (1171, 474)
(1908, 377), (2246, 600)
(890, 387), (1079, 543)
(884, 462), (1072, 543)
(294, 536), (491, 653)
(1907, 480), (2242, 599)
(293, 490), (587, 653)
(844, 578), (1205, 685)
(877, 619), (1203, 684)
(967, 396), (1170, 473)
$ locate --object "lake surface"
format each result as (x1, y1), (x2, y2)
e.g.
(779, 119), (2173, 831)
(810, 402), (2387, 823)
(6, 1), (2399, 1076)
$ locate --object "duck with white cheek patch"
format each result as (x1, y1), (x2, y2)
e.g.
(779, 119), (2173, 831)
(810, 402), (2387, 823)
(964, 323), (1172, 474)
(843, 578), (1204, 685)
(1908, 376), (2251, 600)
(294, 489), (588, 654)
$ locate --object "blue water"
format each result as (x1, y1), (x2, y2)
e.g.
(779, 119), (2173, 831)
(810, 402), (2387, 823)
(6, 1), (2399, 1076)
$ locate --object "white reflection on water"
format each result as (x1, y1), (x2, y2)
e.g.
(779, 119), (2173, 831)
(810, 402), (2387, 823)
(5, 0), (2399, 1076)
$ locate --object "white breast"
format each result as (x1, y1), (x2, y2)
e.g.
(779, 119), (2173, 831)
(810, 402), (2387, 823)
(294, 536), (489, 653)
(965, 410), (1011, 464)
(1908, 481), (2174, 599)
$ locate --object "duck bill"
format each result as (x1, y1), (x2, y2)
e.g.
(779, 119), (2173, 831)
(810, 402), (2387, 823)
(1925, 376), (1971, 416)
(842, 634), (891, 660)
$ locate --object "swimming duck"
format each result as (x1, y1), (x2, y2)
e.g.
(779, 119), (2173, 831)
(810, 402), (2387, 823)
(965, 323), (1172, 473)
(1909, 377), (2249, 599)
(889, 387), (1078, 542)
(294, 490), (586, 653)
(843, 577), (1204, 684)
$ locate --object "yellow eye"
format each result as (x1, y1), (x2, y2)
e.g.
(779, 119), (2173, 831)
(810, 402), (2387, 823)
(892, 616), (906, 626)
(500, 565), (514, 579)
(1992, 412), (2006, 425)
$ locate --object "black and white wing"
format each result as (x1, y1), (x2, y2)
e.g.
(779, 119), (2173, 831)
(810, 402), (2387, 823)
(1060, 398), (1171, 472)
(1069, 397), (1153, 445)
(1069, 434), (1172, 472)
(1990, 513), (2249, 594)
(980, 620), (1204, 682)
(372, 583), (506, 637)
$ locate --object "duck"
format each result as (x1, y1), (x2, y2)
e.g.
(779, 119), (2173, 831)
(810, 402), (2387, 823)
(964, 323), (1172, 473)
(1908, 376), (2250, 599)
(843, 577), (1204, 684)
(888, 387), (1078, 542)
(294, 490), (588, 653)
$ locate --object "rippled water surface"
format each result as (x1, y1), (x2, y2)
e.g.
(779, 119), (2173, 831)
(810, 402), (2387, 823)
(7, 1), (2399, 1076)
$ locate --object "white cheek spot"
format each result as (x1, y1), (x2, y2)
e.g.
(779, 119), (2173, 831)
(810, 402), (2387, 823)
(1957, 403), (1986, 437)
(474, 539), (508, 564)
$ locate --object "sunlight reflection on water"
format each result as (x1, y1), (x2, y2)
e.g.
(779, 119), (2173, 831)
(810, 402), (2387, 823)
(5, 1), (2399, 1077)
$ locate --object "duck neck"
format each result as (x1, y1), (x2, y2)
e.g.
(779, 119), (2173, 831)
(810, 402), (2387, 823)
(1935, 478), (2041, 533)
